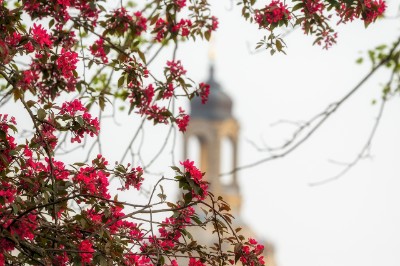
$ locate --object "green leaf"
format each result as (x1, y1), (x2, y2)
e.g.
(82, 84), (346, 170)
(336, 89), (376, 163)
(76, 82), (82, 93)
(166, 202), (177, 208)
(149, 14), (159, 25)
(117, 75), (125, 88)
(184, 192), (193, 204)
(11, 203), (19, 214)
(158, 256), (165, 265)
(137, 50), (146, 64)
(0, 130), (6, 141)
(8, 124), (17, 133)
(234, 243), (243, 263)
(292, 3), (304, 12)
(13, 89), (21, 101)
(276, 40), (283, 51)
(37, 109), (46, 121)
(191, 216), (202, 224)
(99, 96), (105, 111)
(49, 19), (55, 28)
(76, 116), (84, 126)
(170, 166), (180, 172)
(26, 100), (36, 108)
(205, 30), (211, 41)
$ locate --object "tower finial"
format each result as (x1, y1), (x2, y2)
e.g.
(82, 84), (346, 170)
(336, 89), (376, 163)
(208, 36), (216, 63)
(208, 36), (216, 81)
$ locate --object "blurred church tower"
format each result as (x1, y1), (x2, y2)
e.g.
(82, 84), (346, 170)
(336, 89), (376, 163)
(183, 55), (277, 266)
(183, 61), (241, 215)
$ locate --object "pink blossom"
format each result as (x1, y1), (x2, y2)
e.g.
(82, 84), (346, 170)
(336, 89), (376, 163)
(176, 107), (190, 132)
(90, 38), (108, 63)
(254, 1), (291, 29)
(32, 24), (53, 48)
(199, 82), (210, 104)
(134, 11), (148, 35)
(189, 258), (206, 266)
(56, 48), (78, 79)
(166, 60), (187, 79)
(79, 239), (94, 264)
(175, 0), (186, 10)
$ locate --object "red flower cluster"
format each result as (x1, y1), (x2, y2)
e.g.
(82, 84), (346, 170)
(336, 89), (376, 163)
(20, 154), (70, 195)
(1, 213), (38, 259)
(172, 19), (193, 37)
(199, 82), (210, 104)
(189, 258), (206, 266)
(338, 0), (386, 24)
(124, 253), (152, 265)
(74, 166), (110, 199)
(21, 54), (77, 101)
(11, 214), (37, 241)
(124, 59), (192, 132)
(302, 0), (325, 15)
(180, 160), (208, 200)
(129, 82), (155, 108)
(147, 205), (195, 251)
(90, 38), (108, 64)
(175, 0), (187, 10)
(0, 181), (16, 209)
(162, 83), (175, 99)
(134, 11), (148, 35)
(31, 23), (53, 48)
(78, 239), (94, 264)
(36, 122), (58, 149)
(237, 238), (265, 266)
(53, 245), (69, 266)
(0, 236), (14, 263)
(363, 0), (386, 23)
(56, 48), (78, 79)
(118, 165), (144, 191)
(24, 0), (100, 24)
(176, 107), (190, 132)
(254, 1), (291, 30)
(166, 60), (187, 79)
(5, 32), (22, 47)
(86, 205), (143, 239)
(211, 16), (219, 31)
(59, 99), (100, 143)
(154, 18), (168, 42)
(108, 7), (133, 35)
(140, 104), (170, 124)
(0, 114), (17, 172)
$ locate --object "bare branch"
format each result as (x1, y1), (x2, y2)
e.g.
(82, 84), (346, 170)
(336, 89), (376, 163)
(222, 36), (400, 176)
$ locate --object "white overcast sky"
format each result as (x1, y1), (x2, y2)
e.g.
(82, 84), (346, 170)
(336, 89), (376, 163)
(173, 1), (400, 266)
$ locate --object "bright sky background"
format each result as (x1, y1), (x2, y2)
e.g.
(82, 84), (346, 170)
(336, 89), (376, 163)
(173, 1), (400, 266)
(4, 0), (400, 265)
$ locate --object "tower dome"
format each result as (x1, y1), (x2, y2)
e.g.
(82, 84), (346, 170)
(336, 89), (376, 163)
(190, 64), (233, 120)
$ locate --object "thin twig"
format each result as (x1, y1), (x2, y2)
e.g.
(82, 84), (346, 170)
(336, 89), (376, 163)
(221, 36), (400, 176)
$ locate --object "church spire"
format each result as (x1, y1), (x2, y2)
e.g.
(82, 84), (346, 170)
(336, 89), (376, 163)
(189, 40), (234, 120)
(208, 37), (216, 83)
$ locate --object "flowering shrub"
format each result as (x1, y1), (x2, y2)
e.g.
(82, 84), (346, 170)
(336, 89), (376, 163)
(0, 0), (385, 265)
